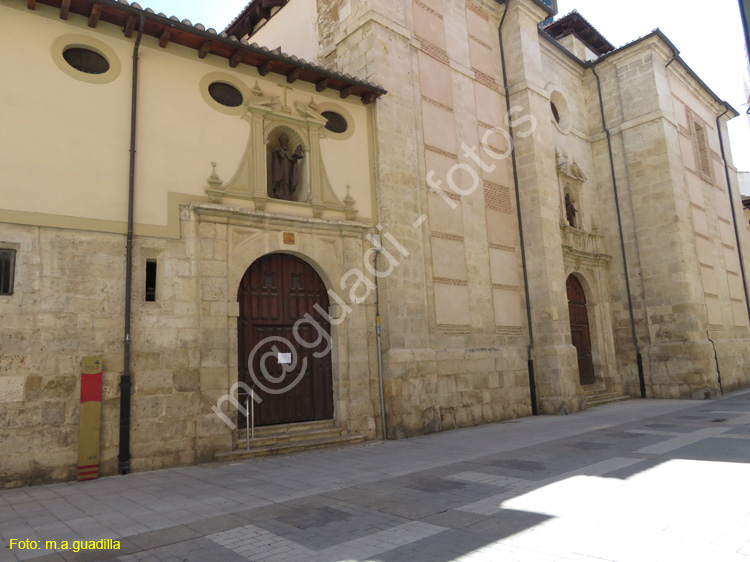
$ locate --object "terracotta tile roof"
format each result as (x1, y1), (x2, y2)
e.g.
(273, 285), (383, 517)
(545, 10), (615, 56)
(224, 0), (288, 38)
(23, 0), (386, 103)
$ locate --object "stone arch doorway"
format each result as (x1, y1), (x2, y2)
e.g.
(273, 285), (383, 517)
(566, 274), (595, 386)
(237, 253), (333, 427)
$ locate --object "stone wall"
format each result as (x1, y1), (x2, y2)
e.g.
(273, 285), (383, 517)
(315, 0), (537, 438)
(589, 37), (750, 398)
(0, 212), (205, 487)
(0, 205), (379, 488)
(4, 0), (749, 488)
(1, 224), (122, 486)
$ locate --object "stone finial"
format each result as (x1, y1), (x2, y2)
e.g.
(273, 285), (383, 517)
(556, 148), (567, 168)
(344, 185), (355, 207)
(570, 161), (587, 182)
(207, 162), (222, 188)
(556, 149), (587, 183)
(344, 185), (358, 221)
(252, 81), (263, 97)
(206, 162), (223, 204)
(309, 96), (319, 112)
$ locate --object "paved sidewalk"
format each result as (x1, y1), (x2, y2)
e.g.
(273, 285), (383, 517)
(2, 391), (750, 562)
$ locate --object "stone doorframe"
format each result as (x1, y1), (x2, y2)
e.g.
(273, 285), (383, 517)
(192, 202), (378, 446)
(562, 265), (618, 390)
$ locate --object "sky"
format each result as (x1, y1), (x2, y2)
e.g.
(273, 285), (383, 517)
(140, 0), (750, 183)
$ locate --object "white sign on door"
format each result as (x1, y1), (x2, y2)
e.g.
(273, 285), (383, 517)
(278, 352), (292, 365)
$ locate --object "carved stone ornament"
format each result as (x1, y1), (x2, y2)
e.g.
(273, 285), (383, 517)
(343, 185), (359, 221)
(204, 94), (351, 220)
(555, 148), (587, 182)
(206, 162), (224, 203)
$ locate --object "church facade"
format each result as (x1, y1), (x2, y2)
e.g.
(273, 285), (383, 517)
(1, 0), (749, 488)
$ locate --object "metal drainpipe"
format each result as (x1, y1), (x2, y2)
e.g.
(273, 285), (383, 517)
(717, 105), (750, 324)
(373, 249), (387, 439)
(707, 331), (723, 395)
(119, 13), (145, 475)
(498, 1), (538, 415)
(591, 62), (647, 399)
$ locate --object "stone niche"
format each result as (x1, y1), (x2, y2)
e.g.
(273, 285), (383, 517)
(556, 148), (587, 231)
(205, 87), (357, 220)
(266, 124), (308, 203)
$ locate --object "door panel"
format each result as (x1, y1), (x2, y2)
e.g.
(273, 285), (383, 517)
(237, 254), (333, 426)
(566, 275), (595, 386)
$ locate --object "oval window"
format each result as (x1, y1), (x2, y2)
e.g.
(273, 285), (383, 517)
(208, 82), (243, 108)
(322, 111), (348, 134)
(63, 47), (110, 75)
(549, 90), (571, 133)
(550, 101), (561, 124)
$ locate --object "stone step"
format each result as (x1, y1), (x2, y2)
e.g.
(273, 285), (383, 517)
(586, 395), (630, 408)
(217, 435), (367, 462)
(582, 384), (608, 396)
(233, 427), (344, 449)
(586, 391), (621, 400)
(233, 419), (336, 443)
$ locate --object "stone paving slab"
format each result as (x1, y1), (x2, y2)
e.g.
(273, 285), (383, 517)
(1, 391), (750, 561)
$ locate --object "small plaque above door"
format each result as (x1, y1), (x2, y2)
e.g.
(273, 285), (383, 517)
(282, 232), (296, 245)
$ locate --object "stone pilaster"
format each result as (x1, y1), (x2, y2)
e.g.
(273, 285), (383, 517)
(501, 0), (581, 414)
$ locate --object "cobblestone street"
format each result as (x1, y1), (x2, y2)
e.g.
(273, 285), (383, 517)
(2, 391), (750, 562)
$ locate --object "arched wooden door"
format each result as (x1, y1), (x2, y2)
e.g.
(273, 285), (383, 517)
(237, 254), (333, 426)
(566, 275), (595, 386)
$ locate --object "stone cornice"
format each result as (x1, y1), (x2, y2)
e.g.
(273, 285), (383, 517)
(496, 0), (555, 23)
(468, 0), (505, 25)
(539, 37), (586, 76)
(192, 202), (374, 237)
(593, 31), (737, 119)
(666, 63), (734, 119)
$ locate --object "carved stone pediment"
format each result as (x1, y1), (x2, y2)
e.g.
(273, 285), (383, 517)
(205, 84), (357, 221)
(294, 100), (326, 125)
(556, 148), (587, 182)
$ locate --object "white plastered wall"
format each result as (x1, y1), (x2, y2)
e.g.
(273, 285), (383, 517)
(0, 1), (372, 231)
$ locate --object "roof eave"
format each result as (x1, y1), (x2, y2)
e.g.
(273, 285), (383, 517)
(494, 0), (556, 18)
(224, 0), (289, 38)
(25, 0), (386, 103)
(591, 29), (737, 118)
(544, 12), (615, 56)
(538, 26), (587, 67)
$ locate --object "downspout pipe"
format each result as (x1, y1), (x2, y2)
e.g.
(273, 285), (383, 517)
(716, 105), (750, 324)
(373, 249), (387, 440)
(707, 331), (723, 395)
(591, 62), (647, 399)
(119, 13), (145, 476)
(498, 1), (538, 415)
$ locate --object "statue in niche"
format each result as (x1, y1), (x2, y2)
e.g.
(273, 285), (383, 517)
(271, 133), (305, 201)
(565, 193), (578, 228)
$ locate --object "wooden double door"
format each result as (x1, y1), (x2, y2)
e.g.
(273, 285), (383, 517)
(566, 274), (595, 386)
(237, 254), (333, 427)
